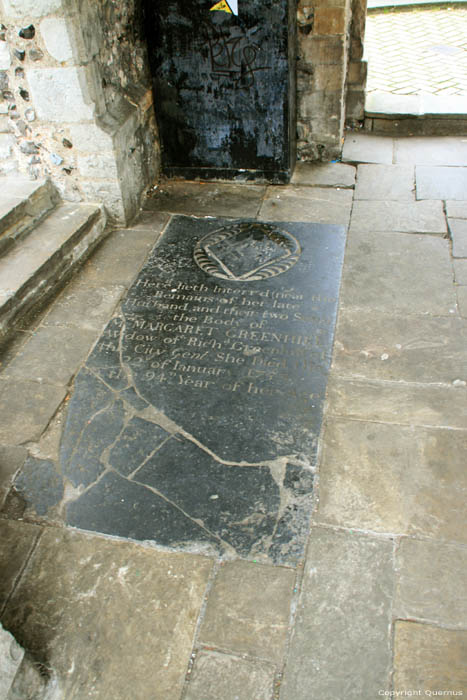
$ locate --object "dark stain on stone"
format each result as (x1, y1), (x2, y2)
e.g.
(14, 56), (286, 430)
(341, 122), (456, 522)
(14, 457), (64, 517)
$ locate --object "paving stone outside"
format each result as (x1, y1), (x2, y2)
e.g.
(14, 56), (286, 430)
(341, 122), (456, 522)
(0, 379), (66, 445)
(365, 6), (467, 101)
(0, 519), (41, 613)
(416, 165), (467, 201)
(0, 325), (97, 386)
(342, 133), (394, 164)
(327, 376), (467, 430)
(258, 186), (353, 225)
(291, 162), (356, 187)
(184, 651), (275, 700)
(1, 527), (213, 700)
(333, 309), (467, 383)
(198, 560), (295, 663)
(394, 137), (467, 166)
(449, 218), (467, 257)
(354, 164), (415, 200)
(340, 231), (456, 315)
(280, 527), (393, 700)
(350, 199), (446, 233)
(457, 285), (467, 317)
(446, 200), (467, 219)
(395, 538), (467, 628)
(454, 259), (467, 284)
(316, 418), (467, 542)
(144, 182), (267, 218)
(393, 622), (467, 694)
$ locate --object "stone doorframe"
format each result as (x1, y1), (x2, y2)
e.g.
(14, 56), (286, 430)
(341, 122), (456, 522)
(0, 0), (367, 224)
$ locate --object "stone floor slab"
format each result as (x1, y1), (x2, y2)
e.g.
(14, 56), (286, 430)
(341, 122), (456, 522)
(446, 200), (467, 219)
(393, 622), (467, 694)
(395, 538), (467, 628)
(0, 445), (26, 508)
(42, 281), (124, 331)
(258, 186), (353, 225)
(340, 231), (456, 315)
(184, 651), (275, 700)
(327, 376), (467, 429)
(416, 165), (467, 200)
(0, 379), (66, 445)
(333, 309), (467, 384)
(342, 133), (394, 164)
(127, 210), (172, 231)
(291, 162), (356, 188)
(144, 182), (266, 218)
(1, 325), (96, 385)
(280, 527), (393, 700)
(395, 137), (467, 166)
(457, 285), (467, 317)
(199, 560), (295, 663)
(0, 519), (41, 613)
(354, 164), (415, 200)
(454, 259), (467, 284)
(1, 527), (213, 700)
(79, 222), (168, 287)
(316, 418), (467, 542)
(449, 218), (467, 257)
(350, 199), (446, 233)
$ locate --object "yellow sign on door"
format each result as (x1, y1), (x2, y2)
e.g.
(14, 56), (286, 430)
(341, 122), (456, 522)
(210, 0), (233, 13)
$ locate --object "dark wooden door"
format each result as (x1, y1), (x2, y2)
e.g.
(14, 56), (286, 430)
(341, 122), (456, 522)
(145, 0), (296, 183)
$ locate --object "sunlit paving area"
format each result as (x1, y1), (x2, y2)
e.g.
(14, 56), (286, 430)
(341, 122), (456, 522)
(364, 2), (467, 113)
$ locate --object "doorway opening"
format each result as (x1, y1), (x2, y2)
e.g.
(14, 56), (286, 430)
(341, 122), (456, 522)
(363, 0), (467, 130)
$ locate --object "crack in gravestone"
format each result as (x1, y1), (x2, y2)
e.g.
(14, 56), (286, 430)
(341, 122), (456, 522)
(17, 216), (346, 565)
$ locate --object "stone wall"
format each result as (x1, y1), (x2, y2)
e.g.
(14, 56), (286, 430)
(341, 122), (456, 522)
(296, 0), (354, 161)
(0, 0), (160, 223)
(345, 0), (368, 124)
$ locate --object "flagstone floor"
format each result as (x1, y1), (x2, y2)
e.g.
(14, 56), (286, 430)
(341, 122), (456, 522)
(0, 132), (466, 699)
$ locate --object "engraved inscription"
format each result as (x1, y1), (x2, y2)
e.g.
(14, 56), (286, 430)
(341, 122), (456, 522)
(194, 222), (301, 281)
(114, 277), (336, 410)
(88, 216), (347, 464)
(60, 217), (346, 562)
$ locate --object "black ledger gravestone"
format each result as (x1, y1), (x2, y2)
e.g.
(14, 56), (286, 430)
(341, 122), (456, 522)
(60, 217), (346, 563)
(145, 0), (296, 182)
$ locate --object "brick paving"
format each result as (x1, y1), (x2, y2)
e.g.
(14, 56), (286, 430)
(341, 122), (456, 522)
(364, 5), (467, 97)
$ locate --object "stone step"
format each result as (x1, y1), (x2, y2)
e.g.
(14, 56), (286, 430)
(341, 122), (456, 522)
(0, 178), (60, 259)
(0, 202), (107, 345)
